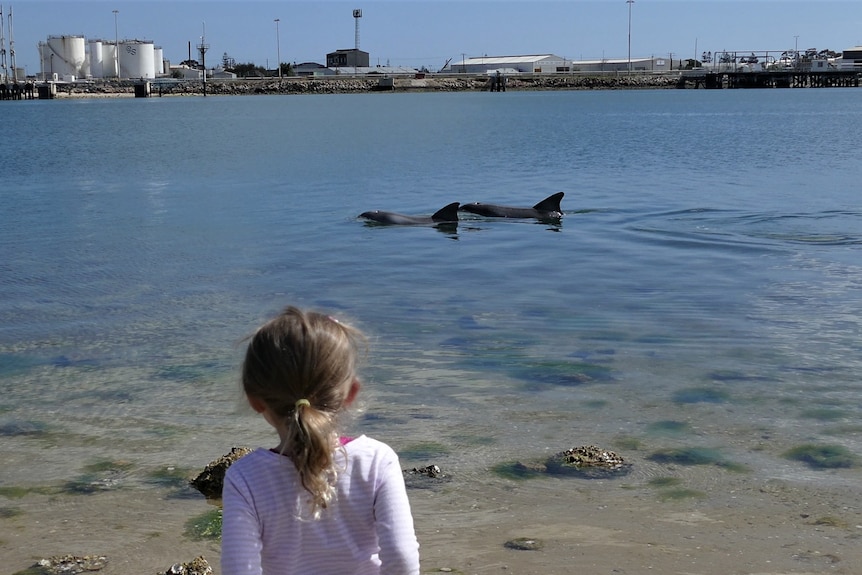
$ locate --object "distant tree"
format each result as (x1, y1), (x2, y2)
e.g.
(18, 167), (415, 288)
(180, 59), (200, 69)
(233, 62), (267, 77)
(278, 62), (295, 77)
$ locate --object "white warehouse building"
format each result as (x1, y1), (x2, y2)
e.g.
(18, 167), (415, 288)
(446, 54), (571, 74)
(445, 54), (673, 74)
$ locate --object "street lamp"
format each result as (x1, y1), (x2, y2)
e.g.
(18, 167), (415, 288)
(627, 0), (634, 73)
(274, 18), (282, 80)
(112, 9), (119, 79)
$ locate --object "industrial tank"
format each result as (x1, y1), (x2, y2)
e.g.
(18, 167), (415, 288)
(88, 39), (103, 78)
(102, 42), (118, 78)
(119, 40), (155, 79)
(153, 46), (164, 75)
(40, 35), (86, 80)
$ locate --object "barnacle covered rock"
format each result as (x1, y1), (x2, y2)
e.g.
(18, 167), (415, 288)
(402, 464), (451, 489)
(34, 555), (107, 574)
(161, 555), (213, 575)
(190, 447), (253, 499)
(545, 445), (631, 478)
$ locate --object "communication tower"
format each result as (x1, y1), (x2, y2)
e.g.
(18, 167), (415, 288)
(0, 6), (7, 83)
(197, 22), (209, 95)
(7, 5), (15, 82)
(353, 9), (361, 51)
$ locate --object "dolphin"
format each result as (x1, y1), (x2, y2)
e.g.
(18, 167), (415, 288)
(359, 202), (460, 225)
(459, 192), (564, 219)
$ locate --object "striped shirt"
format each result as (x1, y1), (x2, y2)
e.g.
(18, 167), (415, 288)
(221, 435), (420, 575)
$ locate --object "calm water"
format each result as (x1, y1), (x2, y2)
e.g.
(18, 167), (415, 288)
(1, 89), (861, 493)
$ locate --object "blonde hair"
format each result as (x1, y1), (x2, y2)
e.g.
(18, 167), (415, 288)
(242, 306), (365, 517)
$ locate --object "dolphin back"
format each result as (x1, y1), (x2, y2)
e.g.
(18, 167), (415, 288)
(360, 202), (460, 225)
(431, 202), (461, 222)
(532, 192), (565, 214)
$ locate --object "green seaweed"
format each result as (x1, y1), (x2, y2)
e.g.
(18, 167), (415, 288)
(0, 420), (49, 437)
(449, 434), (496, 447)
(612, 435), (642, 451)
(0, 486), (31, 499)
(647, 476), (682, 488)
(146, 466), (195, 489)
(82, 459), (134, 474)
(184, 507), (223, 540)
(647, 420), (691, 435)
(717, 460), (750, 473)
(648, 447), (724, 465)
(672, 387), (730, 404)
(582, 399), (609, 409)
(399, 441), (450, 460)
(490, 461), (543, 481)
(782, 444), (859, 469)
(657, 488), (706, 501)
(0, 506), (24, 518)
(810, 516), (848, 528)
(513, 359), (614, 387)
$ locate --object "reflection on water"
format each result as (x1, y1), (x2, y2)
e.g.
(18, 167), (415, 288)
(1, 90), (861, 499)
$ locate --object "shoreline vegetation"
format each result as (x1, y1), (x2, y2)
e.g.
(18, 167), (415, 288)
(51, 72), (682, 98)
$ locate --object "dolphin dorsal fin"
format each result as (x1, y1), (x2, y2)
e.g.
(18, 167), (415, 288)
(432, 202), (461, 222)
(532, 192), (564, 212)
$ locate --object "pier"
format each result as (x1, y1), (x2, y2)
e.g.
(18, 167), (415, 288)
(0, 82), (37, 100)
(677, 49), (861, 89)
(678, 69), (860, 89)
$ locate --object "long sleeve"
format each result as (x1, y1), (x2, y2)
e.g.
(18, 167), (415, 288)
(374, 452), (420, 575)
(221, 467), (264, 575)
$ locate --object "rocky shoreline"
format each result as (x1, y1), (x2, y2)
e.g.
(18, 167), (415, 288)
(53, 73), (682, 98)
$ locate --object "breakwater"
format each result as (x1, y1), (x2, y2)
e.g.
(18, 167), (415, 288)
(44, 73), (682, 98)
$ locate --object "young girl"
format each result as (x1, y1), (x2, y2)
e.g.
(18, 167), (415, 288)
(221, 306), (420, 575)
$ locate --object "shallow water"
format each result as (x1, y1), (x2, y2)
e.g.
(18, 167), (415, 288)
(1, 88), (861, 501)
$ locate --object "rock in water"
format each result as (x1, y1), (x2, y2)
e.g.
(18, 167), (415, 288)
(190, 447), (253, 499)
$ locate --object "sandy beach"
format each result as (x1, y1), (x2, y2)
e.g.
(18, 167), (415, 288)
(3, 456), (860, 575)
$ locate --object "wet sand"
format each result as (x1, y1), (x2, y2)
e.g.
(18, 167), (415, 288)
(3, 465), (860, 575)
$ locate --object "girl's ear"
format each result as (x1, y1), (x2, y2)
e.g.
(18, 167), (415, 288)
(247, 395), (267, 414)
(344, 378), (361, 406)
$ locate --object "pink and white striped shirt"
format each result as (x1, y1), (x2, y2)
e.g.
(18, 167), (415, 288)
(221, 435), (420, 575)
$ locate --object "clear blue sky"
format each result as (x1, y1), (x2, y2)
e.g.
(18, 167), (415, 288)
(6, 1), (862, 74)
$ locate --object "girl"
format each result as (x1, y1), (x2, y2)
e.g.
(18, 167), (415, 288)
(221, 306), (420, 575)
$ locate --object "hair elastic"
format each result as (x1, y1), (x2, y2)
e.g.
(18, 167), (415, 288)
(295, 398), (311, 410)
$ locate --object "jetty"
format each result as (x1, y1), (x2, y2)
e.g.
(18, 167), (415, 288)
(676, 49), (860, 89)
(678, 69), (859, 89)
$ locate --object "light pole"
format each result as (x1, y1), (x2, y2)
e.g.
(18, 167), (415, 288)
(274, 18), (281, 80)
(112, 9), (119, 79)
(627, 0), (634, 73)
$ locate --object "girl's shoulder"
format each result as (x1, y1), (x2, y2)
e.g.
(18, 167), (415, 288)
(224, 447), (281, 476)
(344, 434), (399, 461)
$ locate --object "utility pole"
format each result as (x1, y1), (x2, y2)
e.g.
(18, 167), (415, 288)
(274, 18), (281, 81)
(627, 0), (634, 73)
(113, 9), (119, 79)
(198, 22), (209, 96)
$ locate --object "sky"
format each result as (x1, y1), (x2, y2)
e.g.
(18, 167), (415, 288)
(4, 1), (862, 74)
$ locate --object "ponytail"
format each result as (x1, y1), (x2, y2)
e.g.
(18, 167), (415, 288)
(242, 306), (365, 518)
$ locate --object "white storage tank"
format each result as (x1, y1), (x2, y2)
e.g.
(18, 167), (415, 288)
(40, 35), (87, 79)
(154, 46), (164, 75)
(120, 40), (156, 79)
(88, 39), (104, 78)
(103, 42), (118, 78)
